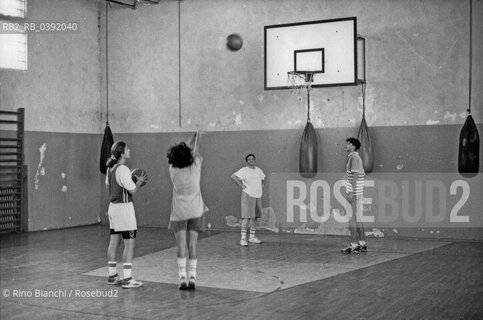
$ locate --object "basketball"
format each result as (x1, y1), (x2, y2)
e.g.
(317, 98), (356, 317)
(131, 168), (148, 187)
(226, 33), (243, 51)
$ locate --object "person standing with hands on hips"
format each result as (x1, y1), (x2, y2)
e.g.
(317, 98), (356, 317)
(231, 154), (265, 247)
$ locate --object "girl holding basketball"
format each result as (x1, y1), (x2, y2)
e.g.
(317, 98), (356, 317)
(167, 131), (208, 290)
(105, 141), (146, 289)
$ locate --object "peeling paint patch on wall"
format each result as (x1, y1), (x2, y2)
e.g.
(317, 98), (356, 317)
(234, 113), (242, 126)
(443, 111), (457, 121)
(61, 172), (68, 193)
(34, 143), (47, 190)
(225, 215), (240, 227)
(258, 207), (279, 232)
(366, 228), (384, 237)
(314, 118), (324, 127)
(287, 119), (303, 127)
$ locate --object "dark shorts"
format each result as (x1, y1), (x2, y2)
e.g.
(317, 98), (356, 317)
(168, 214), (205, 232)
(110, 229), (137, 239)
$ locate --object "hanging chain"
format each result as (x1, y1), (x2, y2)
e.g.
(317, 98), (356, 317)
(468, 0), (473, 114)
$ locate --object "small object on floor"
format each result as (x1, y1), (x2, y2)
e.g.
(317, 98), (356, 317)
(249, 236), (262, 244)
(341, 245), (360, 254)
(179, 276), (188, 290)
(107, 274), (121, 285)
(240, 239), (249, 247)
(122, 277), (143, 289)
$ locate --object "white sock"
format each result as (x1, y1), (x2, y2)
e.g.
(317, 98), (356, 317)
(177, 257), (187, 279)
(359, 241), (366, 246)
(249, 230), (256, 239)
(351, 243), (358, 248)
(108, 261), (117, 276)
(188, 259), (197, 279)
(123, 263), (132, 279)
(241, 230), (247, 240)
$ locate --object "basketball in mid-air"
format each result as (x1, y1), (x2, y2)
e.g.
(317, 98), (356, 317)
(131, 168), (148, 187)
(226, 33), (243, 51)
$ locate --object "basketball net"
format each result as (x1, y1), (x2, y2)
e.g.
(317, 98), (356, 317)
(287, 71), (315, 121)
(287, 71), (315, 95)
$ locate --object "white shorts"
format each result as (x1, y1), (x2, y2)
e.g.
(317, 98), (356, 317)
(108, 202), (137, 231)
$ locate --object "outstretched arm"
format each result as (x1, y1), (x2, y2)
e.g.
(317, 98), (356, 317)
(187, 132), (197, 149)
(188, 131), (203, 157)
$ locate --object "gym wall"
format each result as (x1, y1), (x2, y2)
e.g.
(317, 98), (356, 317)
(1, 0), (482, 239)
(1, 0), (101, 231)
(99, 0), (483, 239)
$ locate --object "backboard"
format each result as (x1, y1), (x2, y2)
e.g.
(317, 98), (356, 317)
(264, 17), (358, 90)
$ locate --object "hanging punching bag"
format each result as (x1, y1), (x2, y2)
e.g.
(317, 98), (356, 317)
(100, 123), (114, 175)
(356, 83), (373, 173)
(458, 1), (480, 177)
(458, 113), (479, 177)
(357, 117), (374, 173)
(299, 121), (318, 178)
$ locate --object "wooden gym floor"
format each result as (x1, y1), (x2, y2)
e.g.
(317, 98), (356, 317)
(1, 225), (482, 320)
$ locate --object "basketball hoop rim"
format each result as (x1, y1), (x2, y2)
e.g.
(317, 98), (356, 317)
(287, 70), (315, 85)
(287, 70), (316, 76)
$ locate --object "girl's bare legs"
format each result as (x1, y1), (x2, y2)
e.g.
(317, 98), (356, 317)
(174, 230), (188, 288)
(187, 230), (199, 288)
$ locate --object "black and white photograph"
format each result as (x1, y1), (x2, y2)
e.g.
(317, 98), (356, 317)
(1, 0), (482, 319)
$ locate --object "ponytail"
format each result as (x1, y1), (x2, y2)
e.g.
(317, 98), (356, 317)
(106, 155), (117, 169)
(106, 141), (126, 169)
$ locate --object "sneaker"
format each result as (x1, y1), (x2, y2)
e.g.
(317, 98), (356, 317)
(179, 276), (188, 290)
(248, 236), (262, 244)
(107, 274), (122, 285)
(240, 239), (248, 247)
(121, 277), (143, 289)
(341, 245), (360, 254)
(187, 276), (196, 290)
(358, 244), (367, 252)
